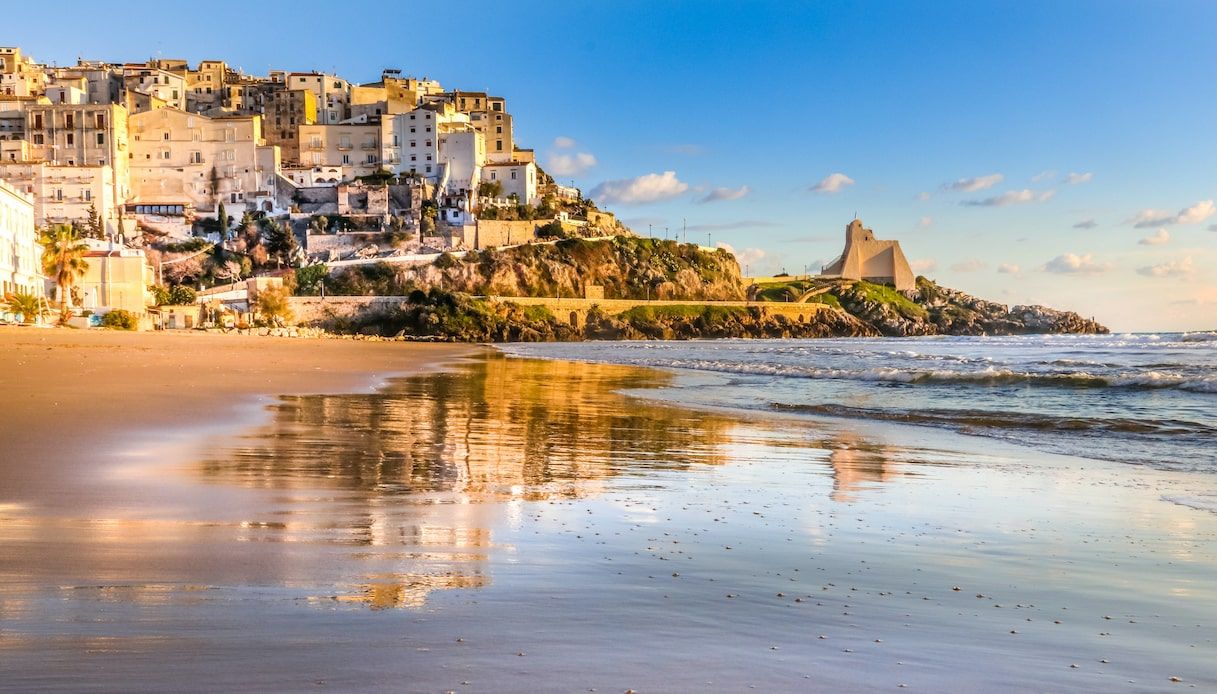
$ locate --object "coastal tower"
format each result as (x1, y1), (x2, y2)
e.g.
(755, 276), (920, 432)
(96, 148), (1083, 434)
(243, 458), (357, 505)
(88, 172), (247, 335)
(819, 219), (916, 291)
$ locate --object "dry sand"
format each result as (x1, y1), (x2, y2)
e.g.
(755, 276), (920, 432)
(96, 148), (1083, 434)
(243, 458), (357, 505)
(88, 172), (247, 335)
(0, 326), (477, 511)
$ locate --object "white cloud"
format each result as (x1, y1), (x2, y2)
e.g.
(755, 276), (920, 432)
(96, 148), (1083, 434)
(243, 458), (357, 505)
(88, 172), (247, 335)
(1177, 200), (1215, 225)
(917, 216), (933, 229)
(1065, 171), (1093, 185)
(552, 136), (576, 149)
(1129, 200), (1215, 228)
(1042, 252), (1112, 274)
(945, 173), (1004, 192)
(1073, 218), (1098, 229)
(1137, 256), (1195, 278)
(809, 172), (855, 194)
(915, 191), (932, 201)
(546, 151), (598, 177)
(716, 242), (767, 271)
(1138, 228), (1170, 246)
(910, 258), (938, 273)
(962, 189), (1056, 207)
(1031, 170), (1057, 183)
(699, 185), (750, 203)
(950, 259), (986, 272)
(590, 171), (688, 205)
(997, 263), (1020, 274)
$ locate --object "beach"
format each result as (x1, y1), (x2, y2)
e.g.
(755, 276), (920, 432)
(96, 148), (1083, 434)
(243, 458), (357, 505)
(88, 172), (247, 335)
(1, 331), (1215, 692)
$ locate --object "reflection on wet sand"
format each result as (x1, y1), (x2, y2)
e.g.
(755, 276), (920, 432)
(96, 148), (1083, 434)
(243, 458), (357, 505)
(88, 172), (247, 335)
(824, 433), (912, 503)
(192, 354), (741, 607)
(201, 355), (735, 497)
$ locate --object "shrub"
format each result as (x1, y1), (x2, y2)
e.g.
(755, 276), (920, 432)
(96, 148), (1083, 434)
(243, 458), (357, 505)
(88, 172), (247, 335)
(255, 283), (294, 326)
(100, 309), (138, 330)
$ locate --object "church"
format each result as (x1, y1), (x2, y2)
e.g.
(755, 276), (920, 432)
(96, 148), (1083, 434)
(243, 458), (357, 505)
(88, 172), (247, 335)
(819, 219), (916, 292)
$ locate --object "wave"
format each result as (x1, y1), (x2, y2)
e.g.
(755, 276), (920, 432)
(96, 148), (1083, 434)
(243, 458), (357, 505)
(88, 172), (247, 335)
(1182, 331), (1217, 343)
(625, 359), (1217, 394)
(770, 402), (1212, 438)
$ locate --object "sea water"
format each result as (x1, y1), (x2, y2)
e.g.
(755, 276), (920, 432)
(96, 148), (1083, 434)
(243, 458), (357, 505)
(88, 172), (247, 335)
(501, 333), (1217, 473)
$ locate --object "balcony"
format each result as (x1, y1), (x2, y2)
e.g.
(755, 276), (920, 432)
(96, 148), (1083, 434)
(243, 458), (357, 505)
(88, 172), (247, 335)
(360, 142), (377, 150)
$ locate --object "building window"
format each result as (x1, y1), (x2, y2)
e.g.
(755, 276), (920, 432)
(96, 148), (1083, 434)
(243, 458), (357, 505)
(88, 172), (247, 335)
(65, 114), (75, 128)
(511, 170), (517, 180)
(97, 133), (105, 145)
(33, 134), (43, 145)
(163, 132), (170, 140)
(84, 189), (91, 201)
(341, 154), (350, 164)
(66, 133), (74, 146)
(495, 126), (502, 134)
(33, 114), (43, 129)
(95, 113), (105, 128)
(496, 141), (503, 151)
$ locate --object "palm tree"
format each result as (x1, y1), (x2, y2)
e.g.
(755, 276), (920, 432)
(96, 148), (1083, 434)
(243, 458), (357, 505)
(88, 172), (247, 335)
(4, 291), (46, 324)
(39, 224), (90, 323)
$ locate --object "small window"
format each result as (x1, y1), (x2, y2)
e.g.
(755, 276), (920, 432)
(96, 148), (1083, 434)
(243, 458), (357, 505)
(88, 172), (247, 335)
(97, 133), (105, 145)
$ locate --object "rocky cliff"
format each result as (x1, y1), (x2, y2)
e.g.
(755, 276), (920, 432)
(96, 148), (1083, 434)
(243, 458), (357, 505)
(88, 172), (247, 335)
(751, 277), (1108, 337)
(327, 237), (745, 301)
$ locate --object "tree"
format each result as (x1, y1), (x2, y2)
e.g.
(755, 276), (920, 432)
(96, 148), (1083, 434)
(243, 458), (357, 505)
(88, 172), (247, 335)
(216, 201), (229, 241)
(82, 203), (103, 239)
(39, 224), (90, 322)
(255, 282), (294, 326)
(4, 291), (46, 324)
(294, 263), (329, 296)
(478, 180), (502, 199)
(263, 219), (300, 266)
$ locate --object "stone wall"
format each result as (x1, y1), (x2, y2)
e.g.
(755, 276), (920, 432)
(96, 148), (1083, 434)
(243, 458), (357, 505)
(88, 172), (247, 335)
(475, 220), (540, 249)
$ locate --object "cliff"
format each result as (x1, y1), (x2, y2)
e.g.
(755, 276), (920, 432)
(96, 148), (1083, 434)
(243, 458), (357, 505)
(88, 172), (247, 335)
(326, 237), (745, 301)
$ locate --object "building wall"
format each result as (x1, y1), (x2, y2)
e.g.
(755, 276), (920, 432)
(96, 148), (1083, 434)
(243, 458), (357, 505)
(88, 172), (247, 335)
(297, 122), (383, 178)
(438, 129), (484, 195)
(128, 108), (266, 214)
(79, 245), (153, 315)
(123, 67), (186, 110)
(265, 88), (316, 162)
(287, 73), (350, 124)
(474, 219), (540, 249)
(0, 177), (40, 296)
(481, 161), (537, 205)
(0, 163), (120, 237)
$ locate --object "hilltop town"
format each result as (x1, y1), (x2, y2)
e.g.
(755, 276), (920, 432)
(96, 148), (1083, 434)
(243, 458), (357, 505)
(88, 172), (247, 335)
(0, 46), (630, 321)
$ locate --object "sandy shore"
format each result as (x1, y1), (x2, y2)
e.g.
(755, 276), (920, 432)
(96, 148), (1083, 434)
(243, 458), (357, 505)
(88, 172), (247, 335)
(0, 327), (477, 512)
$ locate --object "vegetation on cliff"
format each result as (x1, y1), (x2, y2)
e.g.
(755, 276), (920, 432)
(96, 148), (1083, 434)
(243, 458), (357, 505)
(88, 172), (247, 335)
(748, 276), (1107, 336)
(326, 237), (744, 301)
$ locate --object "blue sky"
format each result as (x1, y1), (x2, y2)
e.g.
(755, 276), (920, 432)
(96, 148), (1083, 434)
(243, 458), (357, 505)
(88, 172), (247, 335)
(11, 0), (1217, 330)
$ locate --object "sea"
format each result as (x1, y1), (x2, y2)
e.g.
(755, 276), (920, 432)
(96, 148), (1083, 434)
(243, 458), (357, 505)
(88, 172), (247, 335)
(501, 332), (1217, 474)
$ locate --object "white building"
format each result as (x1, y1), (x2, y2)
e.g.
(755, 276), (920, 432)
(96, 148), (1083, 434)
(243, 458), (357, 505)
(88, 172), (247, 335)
(123, 66), (186, 110)
(286, 72), (350, 124)
(438, 129), (485, 196)
(0, 177), (41, 297)
(481, 161), (537, 205)
(385, 104), (472, 182)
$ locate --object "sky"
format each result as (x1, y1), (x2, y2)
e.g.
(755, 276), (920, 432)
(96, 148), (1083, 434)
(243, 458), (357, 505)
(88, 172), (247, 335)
(10, 0), (1217, 330)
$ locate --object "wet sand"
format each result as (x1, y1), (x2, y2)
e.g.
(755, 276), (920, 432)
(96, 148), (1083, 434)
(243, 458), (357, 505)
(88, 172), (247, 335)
(1, 338), (1216, 692)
